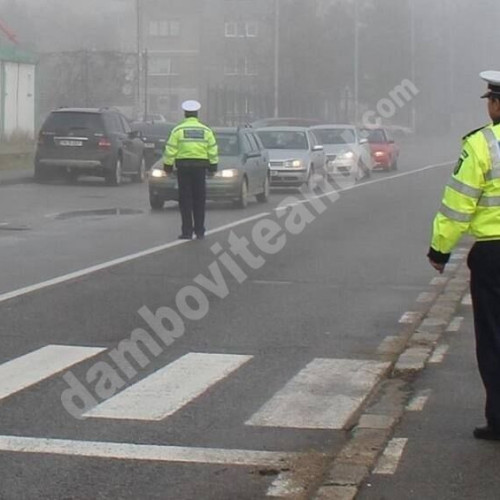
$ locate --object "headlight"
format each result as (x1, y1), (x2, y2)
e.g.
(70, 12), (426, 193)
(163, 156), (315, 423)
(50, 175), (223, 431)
(215, 168), (238, 178)
(151, 168), (167, 178)
(284, 159), (303, 168)
(374, 151), (386, 157)
(339, 151), (355, 160)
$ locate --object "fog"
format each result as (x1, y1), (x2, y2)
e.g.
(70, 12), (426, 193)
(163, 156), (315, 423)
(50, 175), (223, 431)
(1, 0), (499, 131)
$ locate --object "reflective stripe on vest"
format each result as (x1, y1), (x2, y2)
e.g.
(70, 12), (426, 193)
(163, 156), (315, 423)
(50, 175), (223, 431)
(447, 177), (482, 199)
(477, 196), (500, 207)
(482, 128), (500, 180)
(439, 203), (473, 222)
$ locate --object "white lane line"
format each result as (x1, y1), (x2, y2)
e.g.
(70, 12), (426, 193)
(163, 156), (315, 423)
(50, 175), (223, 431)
(462, 294), (472, 306)
(430, 277), (448, 286)
(246, 359), (390, 430)
(428, 344), (449, 364)
(450, 254), (466, 261)
(417, 292), (437, 303)
(252, 280), (293, 286)
(84, 353), (253, 421)
(445, 263), (459, 272)
(0, 212), (270, 305)
(0, 161), (452, 305)
(398, 312), (420, 324)
(406, 389), (432, 412)
(446, 316), (464, 332)
(266, 471), (305, 497)
(0, 435), (299, 467)
(0, 345), (105, 402)
(373, 438), (408, 475)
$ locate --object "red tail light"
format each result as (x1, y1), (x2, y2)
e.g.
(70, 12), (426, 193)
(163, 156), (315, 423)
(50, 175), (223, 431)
(98, 138), (112, 149)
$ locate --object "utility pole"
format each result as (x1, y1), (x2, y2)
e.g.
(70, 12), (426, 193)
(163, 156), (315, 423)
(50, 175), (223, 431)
(143, 49), (149, 119)
(136, 0), (142, 117)
(353, 0), (359, 123)
(273, 0), (280, 118)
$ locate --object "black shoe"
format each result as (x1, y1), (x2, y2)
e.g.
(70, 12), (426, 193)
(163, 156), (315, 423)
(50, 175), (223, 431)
(178, 234), (192, 240)
(196, 233), (205, 240)
(473, 425), (500, 440)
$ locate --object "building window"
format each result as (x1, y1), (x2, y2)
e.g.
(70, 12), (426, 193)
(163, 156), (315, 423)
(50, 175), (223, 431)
(149, 56), (178, 75)
(225, 21), (258, 38)
(224, 56), (257, 76)
(246, 22), (258, 37)
(244, 57), (257, 75)
(149, 20), (181, 37)
(224, 22), (238, 37)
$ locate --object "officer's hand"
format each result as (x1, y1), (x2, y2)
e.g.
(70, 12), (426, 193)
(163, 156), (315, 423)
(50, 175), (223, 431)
(428, 258), (445, 274)
(209, 164), (218, 173)
(164, 164), (173, 173)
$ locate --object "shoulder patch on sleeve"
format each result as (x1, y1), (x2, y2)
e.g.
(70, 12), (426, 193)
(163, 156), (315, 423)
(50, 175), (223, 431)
(454, 149), (469, 175)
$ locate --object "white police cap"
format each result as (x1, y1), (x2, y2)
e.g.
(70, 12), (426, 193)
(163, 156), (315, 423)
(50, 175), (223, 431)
(181, 100), (201, 112)
(480, 71), (500, 98)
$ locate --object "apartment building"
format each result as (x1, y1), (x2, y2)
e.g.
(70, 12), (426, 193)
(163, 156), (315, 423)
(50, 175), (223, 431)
(140, 0), (274, 124)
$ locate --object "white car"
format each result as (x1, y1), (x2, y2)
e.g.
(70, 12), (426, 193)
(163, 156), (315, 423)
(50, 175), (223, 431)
(310, 125), (373, 181)
(255, 126), (326, 190)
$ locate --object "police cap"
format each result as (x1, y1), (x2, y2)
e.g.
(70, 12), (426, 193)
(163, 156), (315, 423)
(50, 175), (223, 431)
(480, 71), (500, 99)
(181, 100), (201, 112)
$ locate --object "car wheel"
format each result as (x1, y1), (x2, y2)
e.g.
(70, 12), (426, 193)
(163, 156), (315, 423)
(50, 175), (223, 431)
(235, 178), (248, 208)
(132, 157), (146, 183)
(150, 193), (164, 210)
(106, 156), (123, 186)
(391, 158), (398, 170)
(256, 175), (269, 203)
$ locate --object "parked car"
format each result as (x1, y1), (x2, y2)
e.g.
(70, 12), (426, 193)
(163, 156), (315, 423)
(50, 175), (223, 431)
(130, 121), (175, 169)
(359, 127), (400, 171)
(35, 107), (146, 185)
(148, 127), (269, 210)
(309, 124), (372, 181)
(255, 126), (326, 189)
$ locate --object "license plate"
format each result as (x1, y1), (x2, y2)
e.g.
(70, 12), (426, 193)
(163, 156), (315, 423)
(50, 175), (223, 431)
(59, 140), (82, 147)
(144, 142), (155, 148)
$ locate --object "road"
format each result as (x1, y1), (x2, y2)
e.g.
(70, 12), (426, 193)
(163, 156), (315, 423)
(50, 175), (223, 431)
(0, 137), (459, 499)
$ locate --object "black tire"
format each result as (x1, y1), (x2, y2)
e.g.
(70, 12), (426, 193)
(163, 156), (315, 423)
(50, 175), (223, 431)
(256, 175), (269, 203)
(392, 158), (398, 170)
(132, 157), (147, 183)
(235, 178), (248, 208)
(150, 193), (165, 210)
(105, 156), (123, 186)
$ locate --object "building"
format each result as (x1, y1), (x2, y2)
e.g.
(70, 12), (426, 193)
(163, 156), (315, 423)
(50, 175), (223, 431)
(0, 37), (37, 139)
(139, 0), (274, 124)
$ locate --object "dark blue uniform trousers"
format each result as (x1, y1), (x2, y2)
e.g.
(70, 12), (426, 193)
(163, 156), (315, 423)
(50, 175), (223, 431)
(177, 165), (207, 237)
(468, 241), (500, 429)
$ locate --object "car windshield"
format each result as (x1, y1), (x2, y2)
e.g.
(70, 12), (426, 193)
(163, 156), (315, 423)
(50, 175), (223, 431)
(216, 133), (240, 156)
(43, 112), (104, 133)
(312, 128), (356, 145)
(360, 129), (387, 143)
(256, 130), (308, 150)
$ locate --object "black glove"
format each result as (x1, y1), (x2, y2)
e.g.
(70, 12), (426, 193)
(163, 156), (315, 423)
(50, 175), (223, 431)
(209, 164), (218, 173)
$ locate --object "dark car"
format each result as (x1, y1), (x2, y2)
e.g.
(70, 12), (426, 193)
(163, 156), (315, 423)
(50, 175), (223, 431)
(35, 107), (146, 185)
(148, 127), (269, 210)
(130, 121), (175, 169)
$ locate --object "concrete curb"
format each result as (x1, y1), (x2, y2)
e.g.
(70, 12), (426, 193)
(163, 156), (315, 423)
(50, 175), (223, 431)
(311, 249), (471, 500)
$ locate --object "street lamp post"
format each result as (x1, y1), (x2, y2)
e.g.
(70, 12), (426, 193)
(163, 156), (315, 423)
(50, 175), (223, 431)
(136, 0), (142, 117)
(273, 0), (280, 118)
(354, 0), (359, 123)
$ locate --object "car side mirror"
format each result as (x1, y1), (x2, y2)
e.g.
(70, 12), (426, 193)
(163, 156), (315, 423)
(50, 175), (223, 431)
(312, 145), (323, 151)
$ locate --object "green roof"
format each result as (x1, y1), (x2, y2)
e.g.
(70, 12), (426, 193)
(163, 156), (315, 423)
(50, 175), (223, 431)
(0, 42), (37, 64)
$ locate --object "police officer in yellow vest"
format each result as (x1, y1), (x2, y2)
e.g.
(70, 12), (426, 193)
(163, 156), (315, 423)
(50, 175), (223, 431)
(163, 100), (218, 240)
(428, 71), (500, 440)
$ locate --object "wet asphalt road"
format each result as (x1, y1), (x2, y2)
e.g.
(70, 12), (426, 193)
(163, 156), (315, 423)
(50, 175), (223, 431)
(0, 137), (460, 499)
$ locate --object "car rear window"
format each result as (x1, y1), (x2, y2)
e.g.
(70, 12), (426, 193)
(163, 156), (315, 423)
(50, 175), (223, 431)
(361, 129), (386, 143)
(216, 133), (240, 156)
(256, 130), (308, 150)
(42, 112), (104, 133)
(312, 128), (355, 145)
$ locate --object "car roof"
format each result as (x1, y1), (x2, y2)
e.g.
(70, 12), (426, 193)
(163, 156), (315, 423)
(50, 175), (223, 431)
(310, 124), (356, 130)
(213, 127), (240, 133)
(255, 126), (309, 132)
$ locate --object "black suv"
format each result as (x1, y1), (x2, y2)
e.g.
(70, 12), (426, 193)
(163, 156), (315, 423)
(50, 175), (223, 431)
(35, 108), (146, 186)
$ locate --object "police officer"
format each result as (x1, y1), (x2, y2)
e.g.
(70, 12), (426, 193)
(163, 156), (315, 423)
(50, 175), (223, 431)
(428, 71), (500, 440)
(163, 100), (218, 240)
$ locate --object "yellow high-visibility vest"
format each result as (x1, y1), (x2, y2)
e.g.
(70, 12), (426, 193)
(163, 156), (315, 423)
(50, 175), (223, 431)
(163, 117), (219, 166)
(430, 123), (500, 257)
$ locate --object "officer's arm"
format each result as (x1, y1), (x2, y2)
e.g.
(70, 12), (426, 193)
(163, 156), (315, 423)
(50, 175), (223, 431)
(163, 129), (179, 167)
(207, 130), (219, 171)
(428, 140), (485, 264)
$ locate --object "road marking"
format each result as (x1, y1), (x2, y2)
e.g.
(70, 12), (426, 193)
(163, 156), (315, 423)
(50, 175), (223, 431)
(430, 277), (448, 286)
(0, 345), (105, 402)
(251, 280), (293, 286)
(266, 471), (305, 497)
(84, 353), (253, 421)
(0, 161), (453, 305)
(450, 253), (466, 261)
(445, 263), (459, 272)
(446, 316), (464, 332)
(246, 359), (390, 429)
(373, 438), (408, 475)
(428, 344), (449, 363)
(398, 311), (421, 324)
(406, 389), (432, 412)
(462, 294), (472, 306)
(417, 292), (437, 303)
(0, 435), (300, 467)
